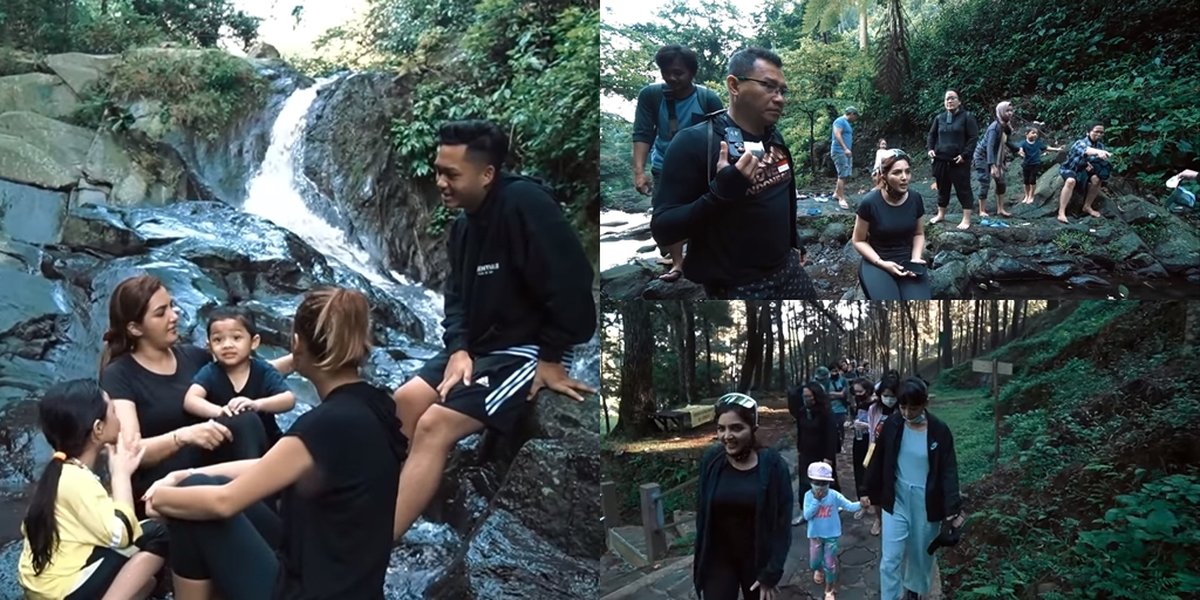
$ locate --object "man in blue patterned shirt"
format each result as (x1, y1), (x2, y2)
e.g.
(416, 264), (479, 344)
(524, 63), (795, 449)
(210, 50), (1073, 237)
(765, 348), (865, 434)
(1056, 122), (1112, 224)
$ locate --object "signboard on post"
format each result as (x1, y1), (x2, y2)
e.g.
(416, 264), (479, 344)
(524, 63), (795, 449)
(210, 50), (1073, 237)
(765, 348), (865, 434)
(972, 358), (1014, 464)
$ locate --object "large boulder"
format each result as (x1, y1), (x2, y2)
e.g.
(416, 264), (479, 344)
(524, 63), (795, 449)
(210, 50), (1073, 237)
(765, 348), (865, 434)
(0, 133), (77, 189)
(44, 53), (119, 96)
(301, 72), (449, 289)
(0, 179), (69, 245)
(0, 73), (78, 119)
(0, 111), (94, 172)
(247, 43), (281, 60)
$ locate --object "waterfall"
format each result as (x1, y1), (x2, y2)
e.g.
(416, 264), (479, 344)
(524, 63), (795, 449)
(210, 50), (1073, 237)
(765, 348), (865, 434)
(242, 78), (443, 344)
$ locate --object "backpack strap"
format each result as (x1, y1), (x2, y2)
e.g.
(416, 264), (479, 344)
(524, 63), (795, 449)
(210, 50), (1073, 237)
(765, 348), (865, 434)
(664, 86), (680, 141)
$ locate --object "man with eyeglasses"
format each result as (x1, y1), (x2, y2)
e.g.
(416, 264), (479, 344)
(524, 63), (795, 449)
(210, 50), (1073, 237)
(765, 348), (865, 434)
(651, 46), (816, 300)
(1056, 122), (1113, 224)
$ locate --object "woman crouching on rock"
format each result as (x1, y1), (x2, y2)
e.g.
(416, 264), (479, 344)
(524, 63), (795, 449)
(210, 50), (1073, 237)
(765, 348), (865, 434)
(693, 393), (793, 600)
(143, 287), (407, 599)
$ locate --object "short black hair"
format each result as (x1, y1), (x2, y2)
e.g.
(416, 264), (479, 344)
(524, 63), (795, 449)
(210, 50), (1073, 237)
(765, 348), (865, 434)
(207, 306), (257, 337)
(727, 46), (782, 78)
(654, 44), (699, 75)
(1086, 121), (1104, 132)
(438, 119), (509, 172)
(897, 377), (929, 407)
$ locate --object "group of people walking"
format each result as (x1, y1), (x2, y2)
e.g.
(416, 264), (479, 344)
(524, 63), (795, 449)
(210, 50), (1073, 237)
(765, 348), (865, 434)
(631, 43), (1117, 302)
(16, 120), (597, 599)
(690, 361), (964, 600)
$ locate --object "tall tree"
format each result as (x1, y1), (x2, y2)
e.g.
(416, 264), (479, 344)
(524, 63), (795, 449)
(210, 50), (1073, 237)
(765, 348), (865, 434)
(940, 299), (953, 370)
(611, 302), (656, 438)
(762, 304), (775, 390)
(876, 0), (911, 101)
(990, 300), (1001, 350)
(775, 302), (789, 390)
(739, 301), (764, 392)
(800, 0), (870, 51)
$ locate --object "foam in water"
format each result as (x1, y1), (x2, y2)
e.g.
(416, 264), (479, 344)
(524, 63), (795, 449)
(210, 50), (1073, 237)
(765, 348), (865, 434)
(242, 78), (444, 344)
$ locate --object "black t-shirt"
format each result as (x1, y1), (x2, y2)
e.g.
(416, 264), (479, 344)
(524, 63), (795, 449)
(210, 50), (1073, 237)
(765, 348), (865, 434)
(100, 345), (212, 437)
(712, 462), (759, 560)
(651, 114), (797, 287)
(856, 189), (926, 263)
(275, 381), (407, 600)
(192, 357), (291, 443)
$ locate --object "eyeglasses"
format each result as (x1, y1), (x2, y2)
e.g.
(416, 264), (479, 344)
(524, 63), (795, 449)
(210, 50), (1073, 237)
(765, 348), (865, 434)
(738, 77), (789, 98)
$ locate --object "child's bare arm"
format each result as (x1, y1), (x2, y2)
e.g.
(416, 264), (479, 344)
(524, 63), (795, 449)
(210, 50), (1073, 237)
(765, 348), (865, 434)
(183, 383), (225, 419)
(252, 391), (296, 414)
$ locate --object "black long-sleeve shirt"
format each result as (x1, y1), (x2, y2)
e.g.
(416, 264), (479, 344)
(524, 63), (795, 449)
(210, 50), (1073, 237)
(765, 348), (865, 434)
(650, 113), (800, 287)
(441, 173), (596, 363)
(786, 385), (838, 462)
(927, 109), (979, 162)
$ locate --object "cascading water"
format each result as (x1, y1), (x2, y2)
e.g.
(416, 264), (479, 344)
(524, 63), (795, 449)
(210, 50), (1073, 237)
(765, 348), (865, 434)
(242, 77), (443, 345)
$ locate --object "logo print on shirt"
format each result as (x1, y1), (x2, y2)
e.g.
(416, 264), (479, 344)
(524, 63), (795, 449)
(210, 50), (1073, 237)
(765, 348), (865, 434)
(816, 505), (834, 519)
(747, 145), (793, 196)
(477, 262), (500, 276)
(475, 376), (490, 388)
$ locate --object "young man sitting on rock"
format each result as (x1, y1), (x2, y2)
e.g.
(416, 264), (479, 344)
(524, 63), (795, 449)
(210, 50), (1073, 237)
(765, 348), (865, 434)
(390, 119), (597, 542)
(1056, 122), (1113, 224)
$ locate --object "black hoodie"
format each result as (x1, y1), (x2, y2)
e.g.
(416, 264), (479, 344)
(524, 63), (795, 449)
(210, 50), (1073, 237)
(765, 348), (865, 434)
(442, 173), (596, 362)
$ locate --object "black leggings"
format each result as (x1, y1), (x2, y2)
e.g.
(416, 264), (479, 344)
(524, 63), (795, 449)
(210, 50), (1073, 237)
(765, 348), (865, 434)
(64, 547), (129, 600)
(852, 435), (870, 496)
(700, 554), (759, 600)
(933, 160), (975, 210)
(860, 260), (931, 300)
(167, 474), (282, 600)
(133, 413), (270, 517)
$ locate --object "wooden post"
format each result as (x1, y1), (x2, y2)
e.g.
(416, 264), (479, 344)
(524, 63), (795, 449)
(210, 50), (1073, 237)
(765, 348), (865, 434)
(639, 483), (667, 562)
(602, 480), (620, 531)
(992, 359), (1000, 465)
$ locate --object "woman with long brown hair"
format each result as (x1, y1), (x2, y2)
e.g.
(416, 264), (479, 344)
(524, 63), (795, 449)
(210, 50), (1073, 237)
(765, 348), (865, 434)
(99, 274), (292, 513)
(143, 287), (407, 599)
(851, 151), (931, 300)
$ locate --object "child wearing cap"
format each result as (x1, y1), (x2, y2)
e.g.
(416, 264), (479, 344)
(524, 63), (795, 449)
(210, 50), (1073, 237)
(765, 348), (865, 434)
(803, 461), (866, 600)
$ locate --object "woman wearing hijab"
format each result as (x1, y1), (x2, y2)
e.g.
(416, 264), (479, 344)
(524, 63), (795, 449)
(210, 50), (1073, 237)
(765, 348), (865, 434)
(926, 90), (980, 230)
(693, 393), (793, 600)
(972, 101), (1024, 218)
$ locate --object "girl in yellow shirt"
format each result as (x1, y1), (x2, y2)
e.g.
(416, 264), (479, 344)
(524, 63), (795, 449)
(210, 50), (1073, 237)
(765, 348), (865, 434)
(18, 380), (164, 599)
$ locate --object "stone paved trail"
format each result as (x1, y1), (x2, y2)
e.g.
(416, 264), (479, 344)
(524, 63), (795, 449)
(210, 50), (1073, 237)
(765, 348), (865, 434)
(601, 425), (945, 600)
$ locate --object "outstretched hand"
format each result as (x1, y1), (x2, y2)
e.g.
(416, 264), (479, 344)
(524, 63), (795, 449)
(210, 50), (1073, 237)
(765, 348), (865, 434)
(749, 581), (776, 600)
(527, 361), (596, 402)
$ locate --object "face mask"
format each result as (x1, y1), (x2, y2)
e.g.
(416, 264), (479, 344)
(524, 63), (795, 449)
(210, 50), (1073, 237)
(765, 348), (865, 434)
(811, 483), (829, 494)
(903, 409), (927, 424)
(882, 396), (897, 408)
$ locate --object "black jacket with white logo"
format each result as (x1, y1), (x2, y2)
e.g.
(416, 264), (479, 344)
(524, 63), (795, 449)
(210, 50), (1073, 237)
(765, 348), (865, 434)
(441, 173), (596, 362)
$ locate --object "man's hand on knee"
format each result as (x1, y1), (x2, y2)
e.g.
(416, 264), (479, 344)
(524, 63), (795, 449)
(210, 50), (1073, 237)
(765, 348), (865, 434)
(527, 361), (595, 402)
(437, 350), (473, 402)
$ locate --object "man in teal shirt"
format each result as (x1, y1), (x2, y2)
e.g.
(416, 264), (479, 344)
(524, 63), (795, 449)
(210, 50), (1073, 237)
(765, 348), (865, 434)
(632, 44), (723, 282)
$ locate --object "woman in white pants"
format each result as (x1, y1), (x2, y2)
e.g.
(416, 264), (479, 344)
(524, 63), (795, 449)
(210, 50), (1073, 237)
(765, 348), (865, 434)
(861, 378), (963, 599)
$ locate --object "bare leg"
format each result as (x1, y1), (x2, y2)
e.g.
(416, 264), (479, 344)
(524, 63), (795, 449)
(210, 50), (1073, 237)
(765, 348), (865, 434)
(957, 208), (973, 230)
(392, 405), (485, 541)
(977, 196), (988, 217)
(997, 192), (1011, 217)
(100, 552), (164, 600)
(172, 574), (215, 600)
(929, 206), (946, 225)
(835, 178), (850, 209)
(1083, 175), (1102, 217)
(1022, 184), (1034, 204)
(1057, 178), (1077, 224)
(658, 241), (685, 281)
(394, 378), (440, 441)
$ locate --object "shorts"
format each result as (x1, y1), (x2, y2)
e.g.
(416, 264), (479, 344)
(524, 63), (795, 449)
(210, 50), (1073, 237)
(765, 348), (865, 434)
(1022, 165), (1039, 186)
(974, 160), (1006, 197)
(64, 547), (132, 600)
(1059, 168), (1096, 196)
(832, 151), (852, 178)
(416, 345), (575, 435)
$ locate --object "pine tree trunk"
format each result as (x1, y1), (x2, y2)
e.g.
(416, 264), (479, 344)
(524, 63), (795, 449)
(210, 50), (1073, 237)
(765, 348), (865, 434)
(612, 302), (656, 438)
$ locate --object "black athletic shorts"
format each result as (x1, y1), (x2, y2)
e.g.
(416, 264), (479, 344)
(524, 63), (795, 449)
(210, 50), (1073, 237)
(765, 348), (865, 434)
(1023, 165), (1039, 186)
(416, 345), (575, 435)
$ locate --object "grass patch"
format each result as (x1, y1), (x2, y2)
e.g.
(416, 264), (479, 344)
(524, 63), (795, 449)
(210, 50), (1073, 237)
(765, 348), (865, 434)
(1053, 229), (1096, 255)
(930, 388), (997, 488)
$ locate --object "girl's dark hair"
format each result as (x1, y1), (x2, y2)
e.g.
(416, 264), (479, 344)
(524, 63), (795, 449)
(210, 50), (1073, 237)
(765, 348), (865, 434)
(207, 306), (258, 337)
(714, 403), (763, 449)
(293, 287), (371, 371)
(878, 370), (901, 397)
(24, 380), (108, 575)
(803, 382), (830, 417)
(850, 377), (873, 410)
(897, 377), (930, 407)
(99, 274), (165, 373)
(874, 153), (912, 198)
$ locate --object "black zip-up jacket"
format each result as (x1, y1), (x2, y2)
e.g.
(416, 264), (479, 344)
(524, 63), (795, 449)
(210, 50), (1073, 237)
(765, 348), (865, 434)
(786, 385), (838, 462)
(651, 112), (802, 287)
(927, 109), (979, 163)
(442, 173), (596, 363)
(863, 411), (962, 522)
(693, 445), (793, 596)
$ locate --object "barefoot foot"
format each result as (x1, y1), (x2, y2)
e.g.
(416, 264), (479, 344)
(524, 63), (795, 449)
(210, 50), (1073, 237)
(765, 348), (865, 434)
(1084, 208), (1102, 218)
(1057, 215), (1069, 224)
(998, 209), (1012, 217)
(956, 220), (971, 230)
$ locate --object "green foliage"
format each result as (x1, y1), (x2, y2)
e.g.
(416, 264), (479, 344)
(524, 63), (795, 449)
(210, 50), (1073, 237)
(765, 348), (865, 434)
(0, 0), (258, 54)
(1053, 229), (1096, 255)
(1133, 218), (1169, 247)
(425, 204), (457, 237)
(600, 112), (640, 210)
(87, 49), (267, 138)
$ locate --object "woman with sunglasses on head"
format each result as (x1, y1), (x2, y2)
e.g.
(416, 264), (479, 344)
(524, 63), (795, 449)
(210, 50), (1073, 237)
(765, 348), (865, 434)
(693, 394), (793, 600)
(861, 378), (964, 600)
(851, 150), (931, 300)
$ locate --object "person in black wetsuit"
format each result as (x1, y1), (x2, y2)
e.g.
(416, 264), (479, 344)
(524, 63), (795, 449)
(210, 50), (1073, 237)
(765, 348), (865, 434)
(693, 393), (792, 600)
(145, 287), (407, 599)
(651, 46), (814, 300)
(926, 90), (979, 230)
(390, 119), (597, 542)
(852, 151), (931, 300)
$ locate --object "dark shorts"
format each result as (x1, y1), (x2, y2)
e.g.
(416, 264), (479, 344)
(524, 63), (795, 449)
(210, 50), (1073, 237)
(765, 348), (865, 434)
(416, 345), (575, 435)
(64, 547), (130, 600)
(1022, 165), (1039, 186)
